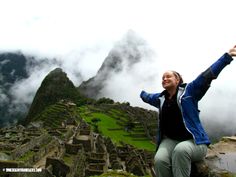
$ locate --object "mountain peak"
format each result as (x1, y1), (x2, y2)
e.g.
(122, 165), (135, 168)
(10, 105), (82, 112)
(78, 30), (152, 99)
(24, 68), (81, 124)
(49, 67), (63, 73)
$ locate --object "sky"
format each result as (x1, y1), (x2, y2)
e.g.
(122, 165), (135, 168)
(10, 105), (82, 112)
(0, 0), (236, 135)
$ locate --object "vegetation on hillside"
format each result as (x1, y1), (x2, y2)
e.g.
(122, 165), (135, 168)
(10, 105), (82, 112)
(23, 65), (157, 152)
(78, 104), (156, 151)
(91, 170), (142, 177)
(24, 68), (87, 124)
(28, 97), (157, 151)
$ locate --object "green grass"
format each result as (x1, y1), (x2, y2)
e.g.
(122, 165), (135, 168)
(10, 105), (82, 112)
(91, 170), (152, 177)
(63, 153), (75, 166)
(33, 103), (76, 128)
(17, 150), (34, 161)
(83, 112), (155, 151)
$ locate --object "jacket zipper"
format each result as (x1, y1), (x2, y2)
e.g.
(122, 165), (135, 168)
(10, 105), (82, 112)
(177, 85), (196, 142)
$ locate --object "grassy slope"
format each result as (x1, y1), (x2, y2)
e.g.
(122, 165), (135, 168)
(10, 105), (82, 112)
(32, 102), (74, 128)
(30, 101), (156, 151)
(77, 105), (156, 151)
(91, 170), (140, 177)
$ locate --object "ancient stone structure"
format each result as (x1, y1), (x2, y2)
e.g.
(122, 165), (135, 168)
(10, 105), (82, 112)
(46, 157), (70, 177)
(3, 115), (235, 177)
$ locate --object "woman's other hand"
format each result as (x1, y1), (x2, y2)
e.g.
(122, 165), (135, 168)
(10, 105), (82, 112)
(228, 45), (236, 57)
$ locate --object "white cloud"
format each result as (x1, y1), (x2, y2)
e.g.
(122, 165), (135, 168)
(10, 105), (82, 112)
(0, 0), (235, 135)
(0, 91), (9, 106)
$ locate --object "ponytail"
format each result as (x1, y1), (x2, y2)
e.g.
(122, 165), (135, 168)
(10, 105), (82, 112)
(172, 71), (183, 85)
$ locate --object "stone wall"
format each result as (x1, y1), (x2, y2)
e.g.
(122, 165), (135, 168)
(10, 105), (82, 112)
(0, 117), (158, 177)
(11, 134), (52, 160)
(45, 157), (70, 177)
(31, 139), (59, 165)
(65, 143), (83, 154)
(85, 163), (105, 176)
(74, 150), (87, 177)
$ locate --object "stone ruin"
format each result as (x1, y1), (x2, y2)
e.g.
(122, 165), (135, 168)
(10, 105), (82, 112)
(0, 117), (155, 177)
(2, 113), (235, 177)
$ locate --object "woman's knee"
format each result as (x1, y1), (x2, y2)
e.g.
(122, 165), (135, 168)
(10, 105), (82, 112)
(154, 153), (170, 168)
(154, 157), (171, 174)
(172, 143), (192, 159)
(154, 156), (172, 177)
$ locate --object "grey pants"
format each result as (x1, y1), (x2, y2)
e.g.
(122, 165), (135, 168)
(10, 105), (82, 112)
(154, 137), (207, 177)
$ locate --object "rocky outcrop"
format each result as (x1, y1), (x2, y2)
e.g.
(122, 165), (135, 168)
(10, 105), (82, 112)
(191, 136), (236, 177)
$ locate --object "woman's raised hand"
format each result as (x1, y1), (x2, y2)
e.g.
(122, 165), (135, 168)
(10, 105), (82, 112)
(229, 45), (236, 57)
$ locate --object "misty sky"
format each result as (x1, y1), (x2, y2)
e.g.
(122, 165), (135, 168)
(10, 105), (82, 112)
(0, 0), (236, 133)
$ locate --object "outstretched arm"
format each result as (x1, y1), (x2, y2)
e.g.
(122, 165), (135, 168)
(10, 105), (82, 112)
(187, 45), (235, 100)
(140, 91), (160, 108)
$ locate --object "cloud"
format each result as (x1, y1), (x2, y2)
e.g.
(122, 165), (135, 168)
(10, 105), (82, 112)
(0, 89), (9, 106)
(0, 0), (235, 137)
(96, 31), (160, 108)
(94, 30), (236, 140)
(57, 46), (110, 85)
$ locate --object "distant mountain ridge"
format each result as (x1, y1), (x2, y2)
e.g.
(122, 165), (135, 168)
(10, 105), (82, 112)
(0, 52), (28, 85)
(78, 30), (153, 98)
(0, 30), (152, 127)
(0, 51), (61, 127)
(0, 52), (30, 127)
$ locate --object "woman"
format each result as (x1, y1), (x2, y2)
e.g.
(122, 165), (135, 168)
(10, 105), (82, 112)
(140, 46), (236, 177)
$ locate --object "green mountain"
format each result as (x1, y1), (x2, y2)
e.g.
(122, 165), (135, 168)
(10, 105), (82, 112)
(0, 51), (61, 127)
(24, 68), (86, 124)
(23, 66), (158, 151)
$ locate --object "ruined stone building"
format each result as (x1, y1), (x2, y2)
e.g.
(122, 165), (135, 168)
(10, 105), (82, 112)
(0, 119), (155, 177)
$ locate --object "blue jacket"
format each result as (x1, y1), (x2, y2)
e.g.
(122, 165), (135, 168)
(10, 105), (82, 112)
(140, 53), (233, 147)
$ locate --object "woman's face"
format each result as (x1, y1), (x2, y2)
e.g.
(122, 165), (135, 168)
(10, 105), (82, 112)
(162, 71), (180, 90)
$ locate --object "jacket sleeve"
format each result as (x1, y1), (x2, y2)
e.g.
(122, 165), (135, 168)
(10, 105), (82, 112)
(187, 53), (233, 100)
(140, 90), (160, 108)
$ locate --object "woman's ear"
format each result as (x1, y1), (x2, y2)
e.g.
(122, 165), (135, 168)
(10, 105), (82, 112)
(176, 78), (180, 85)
